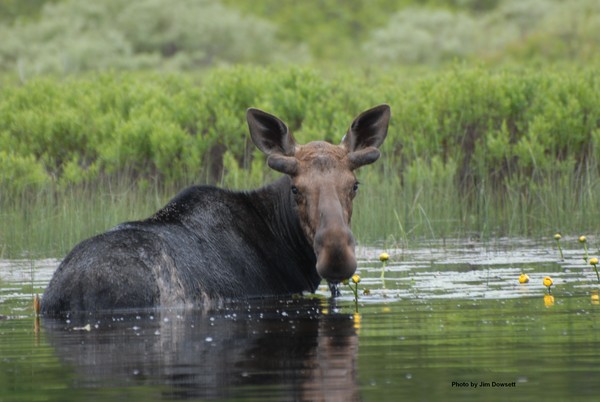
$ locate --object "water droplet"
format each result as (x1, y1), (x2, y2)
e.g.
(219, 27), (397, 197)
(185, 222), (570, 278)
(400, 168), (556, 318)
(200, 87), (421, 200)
(205, 337), (213, 342)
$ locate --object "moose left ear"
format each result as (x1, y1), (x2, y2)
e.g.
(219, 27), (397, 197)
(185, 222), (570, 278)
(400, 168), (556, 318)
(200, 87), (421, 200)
(341, 104), (390, 152)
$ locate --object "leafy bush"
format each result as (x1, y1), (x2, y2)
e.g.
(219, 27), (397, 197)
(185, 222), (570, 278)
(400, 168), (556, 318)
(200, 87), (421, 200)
(0, 0), (304, 77)
(363, 0), (600, 65)
(364, 8), (479, 64)
(2, 0), (599, 73)
(0, 0), (57, 23)
(2, 65), (600, 254)
(1, 65), (599, 198)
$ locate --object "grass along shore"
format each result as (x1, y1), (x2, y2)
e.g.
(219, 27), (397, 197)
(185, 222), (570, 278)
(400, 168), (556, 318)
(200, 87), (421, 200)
(2, 162), (599, 259)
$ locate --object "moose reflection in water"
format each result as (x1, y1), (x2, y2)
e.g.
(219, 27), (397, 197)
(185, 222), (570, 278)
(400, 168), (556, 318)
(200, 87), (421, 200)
(41, 298), (359, 401)
(42, 105), (390, 314)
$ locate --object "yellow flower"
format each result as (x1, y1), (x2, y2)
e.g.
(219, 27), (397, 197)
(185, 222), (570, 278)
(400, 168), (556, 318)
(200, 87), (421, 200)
(379, 252), (390, 262)
(544, 294), (555, 307)
(579, 235), (587, 243)
(352, 274), (361, 284)
(543, 276), (553, 287)
(554, 233), (561, 241)
(519, 274), (530, 284)
(590, 257), (599, 266)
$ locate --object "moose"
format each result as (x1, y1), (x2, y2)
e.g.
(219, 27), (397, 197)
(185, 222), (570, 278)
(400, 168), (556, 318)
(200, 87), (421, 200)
(41, 104), (390, 314)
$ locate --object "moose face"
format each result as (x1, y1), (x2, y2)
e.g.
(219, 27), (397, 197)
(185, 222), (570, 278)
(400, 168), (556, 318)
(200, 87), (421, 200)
(247, 105), (391, 284)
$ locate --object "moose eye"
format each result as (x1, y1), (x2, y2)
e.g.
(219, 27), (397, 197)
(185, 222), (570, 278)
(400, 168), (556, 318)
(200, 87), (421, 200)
(352, 182), (360, 193)
(291, 186), (299, 195)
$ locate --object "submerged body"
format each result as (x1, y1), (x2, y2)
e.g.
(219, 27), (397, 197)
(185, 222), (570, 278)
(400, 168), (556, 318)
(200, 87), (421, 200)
(42, 105), (390, 315)
(42, 177), (319, 313)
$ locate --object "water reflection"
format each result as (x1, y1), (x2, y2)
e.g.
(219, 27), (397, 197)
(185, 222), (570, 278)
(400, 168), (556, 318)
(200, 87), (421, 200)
(41, 298), (359, 401)
(591, 290), (599, 305)
(543, 294), (555, 307)
(5, 240), (600, 401)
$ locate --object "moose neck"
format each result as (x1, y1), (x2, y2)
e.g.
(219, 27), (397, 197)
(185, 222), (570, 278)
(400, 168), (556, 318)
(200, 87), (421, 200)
(248, 176), (319, 282)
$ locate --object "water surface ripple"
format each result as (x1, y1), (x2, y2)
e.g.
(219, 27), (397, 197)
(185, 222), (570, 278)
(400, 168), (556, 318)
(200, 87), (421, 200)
(1, 238), (600, 401)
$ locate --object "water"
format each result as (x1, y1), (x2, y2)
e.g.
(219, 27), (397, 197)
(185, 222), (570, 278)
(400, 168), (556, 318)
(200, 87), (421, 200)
(2, 238), (600, 401)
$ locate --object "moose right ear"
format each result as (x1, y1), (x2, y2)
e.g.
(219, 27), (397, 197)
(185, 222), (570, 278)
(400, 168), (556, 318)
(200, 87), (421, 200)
(341, 104), (390, 152)
(247, 108), (296, 156)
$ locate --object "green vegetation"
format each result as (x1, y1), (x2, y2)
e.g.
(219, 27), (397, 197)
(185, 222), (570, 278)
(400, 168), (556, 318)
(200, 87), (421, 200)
(1, 0), (600, 257)
(0, 0), (304, 78)
(2, 0), (600, 76)
(1, 65), (599, 257)
(362, 0), (600, 65)
(0, 0), (58, 23)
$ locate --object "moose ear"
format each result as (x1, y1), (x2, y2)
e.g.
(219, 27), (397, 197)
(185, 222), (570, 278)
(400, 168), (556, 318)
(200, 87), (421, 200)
(247, 108), (296, 156)
(342, 104), (390, 170)
(341, 104), (390, 152)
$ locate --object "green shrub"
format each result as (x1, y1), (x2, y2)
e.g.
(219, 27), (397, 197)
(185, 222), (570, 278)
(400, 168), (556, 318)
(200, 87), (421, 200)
(2, 65), (600, 193)
(364, 8), (479, 64)
(363, 0), (600, 66)
(0, 0), (303, 77)
(1, 65), (600, 254)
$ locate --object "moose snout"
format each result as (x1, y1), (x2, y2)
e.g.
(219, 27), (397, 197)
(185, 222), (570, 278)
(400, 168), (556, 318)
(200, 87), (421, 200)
(314, 226), (357, 283)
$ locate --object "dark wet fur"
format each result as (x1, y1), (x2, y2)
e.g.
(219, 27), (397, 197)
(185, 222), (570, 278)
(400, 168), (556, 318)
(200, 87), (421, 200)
(41, 177), (320, 315)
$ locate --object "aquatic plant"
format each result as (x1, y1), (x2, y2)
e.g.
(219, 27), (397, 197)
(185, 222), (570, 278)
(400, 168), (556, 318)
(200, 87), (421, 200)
(345, 274), (361, 313)
(579, 235), (589, 263)
(554, 234), (564, 260)
(590, 257), (600, 283)
(379, 252), (389, 279)
(518, 273), (529, 284)
(543, 276), (554, 294)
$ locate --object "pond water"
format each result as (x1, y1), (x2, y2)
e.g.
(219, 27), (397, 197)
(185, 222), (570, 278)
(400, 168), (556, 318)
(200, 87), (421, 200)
(2, 238), (600, 401)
